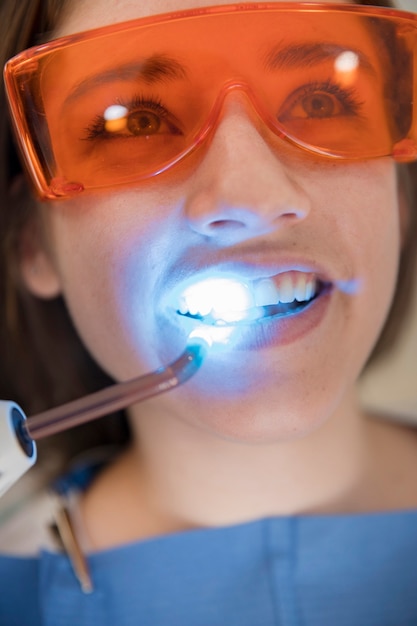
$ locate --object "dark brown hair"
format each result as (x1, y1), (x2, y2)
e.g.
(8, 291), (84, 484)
(0, 0), (415, 463)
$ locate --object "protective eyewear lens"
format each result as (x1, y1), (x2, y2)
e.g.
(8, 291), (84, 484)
(4, 2), (417, 199)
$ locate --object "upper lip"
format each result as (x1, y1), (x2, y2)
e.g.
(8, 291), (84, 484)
(163, 254), (337, 290)
(201, 261), (332, 282)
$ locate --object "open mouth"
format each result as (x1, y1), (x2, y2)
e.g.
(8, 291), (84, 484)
(175, 272), (329, 326)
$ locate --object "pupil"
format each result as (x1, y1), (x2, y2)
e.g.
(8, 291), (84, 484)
(128, 111), (161, 135)
(303, 94), (334, 118)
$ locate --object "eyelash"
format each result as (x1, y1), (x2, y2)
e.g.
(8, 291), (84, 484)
(83, 94), (171, 140)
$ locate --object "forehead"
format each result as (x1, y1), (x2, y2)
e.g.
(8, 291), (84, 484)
(57, 0), (350, 36)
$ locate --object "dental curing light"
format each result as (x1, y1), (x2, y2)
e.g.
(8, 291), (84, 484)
(0, 274), (244, 497)
(0, 332), (212, 497)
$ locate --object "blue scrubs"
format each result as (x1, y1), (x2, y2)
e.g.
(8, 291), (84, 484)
(1, 509), (417, 625)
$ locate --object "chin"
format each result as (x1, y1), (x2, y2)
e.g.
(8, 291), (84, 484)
(173, 383), (342, 445)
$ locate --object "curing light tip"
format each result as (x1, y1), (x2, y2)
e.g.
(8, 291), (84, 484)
(1, 335), (215, 496)
(188, 325), (234, 349)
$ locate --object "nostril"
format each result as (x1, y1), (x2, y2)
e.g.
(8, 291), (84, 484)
(192, 214), (276, 244)
(206, 219), (247, 232)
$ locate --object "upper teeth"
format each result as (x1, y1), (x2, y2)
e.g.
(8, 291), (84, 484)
(177, 272), (318, 319)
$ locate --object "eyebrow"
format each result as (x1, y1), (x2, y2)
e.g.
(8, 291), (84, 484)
(264, 42), (377, 77)
(63, 54), (188, 106)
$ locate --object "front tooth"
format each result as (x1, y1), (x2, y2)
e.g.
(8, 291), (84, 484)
(279, 275), (296, 303)
(196, 302), (213, 317)
(254, 278), (279, 306)
(294, 274), (307, 302)
(211, 280), (253, 313)
(182, 278), (254, 319)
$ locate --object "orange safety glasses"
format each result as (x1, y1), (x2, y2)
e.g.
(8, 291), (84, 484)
(4, 2), (417, 200)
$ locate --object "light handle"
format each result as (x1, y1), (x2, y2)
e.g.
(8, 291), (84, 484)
(0, 401), (37, 498)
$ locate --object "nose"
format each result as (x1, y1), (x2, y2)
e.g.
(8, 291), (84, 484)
(184, 95), (311, 245)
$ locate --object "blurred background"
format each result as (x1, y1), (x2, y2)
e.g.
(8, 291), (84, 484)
(397, 1), (415, 9)
(360, 284), (417, 424)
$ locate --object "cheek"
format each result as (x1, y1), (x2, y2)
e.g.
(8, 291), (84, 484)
(349, 172), (400, 298)
(45, 195), (177, 380)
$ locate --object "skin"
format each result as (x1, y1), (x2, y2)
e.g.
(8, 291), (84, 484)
(21, 0), (417, 549)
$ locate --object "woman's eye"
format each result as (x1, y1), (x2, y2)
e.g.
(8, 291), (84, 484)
(84, 98), (183, 141)
(279, 82), (362, 122)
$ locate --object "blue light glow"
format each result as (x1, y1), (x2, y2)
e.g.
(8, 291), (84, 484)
(180, 277), (254, 323)
(334, 278), (362, 295)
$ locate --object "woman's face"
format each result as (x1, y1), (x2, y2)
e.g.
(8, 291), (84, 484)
(27, 0), (403, 442)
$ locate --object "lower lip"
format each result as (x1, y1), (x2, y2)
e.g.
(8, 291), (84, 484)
(178, 285), (334, 351)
